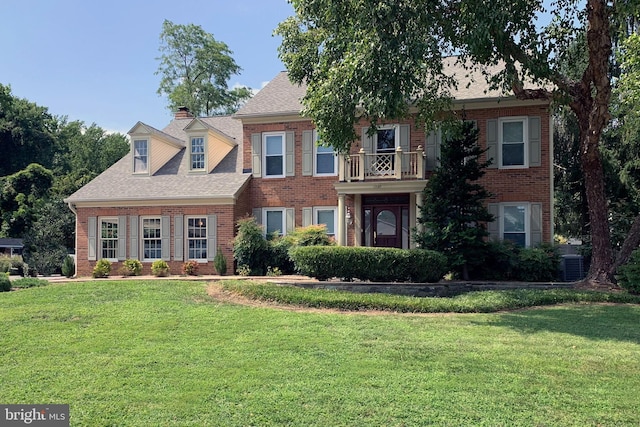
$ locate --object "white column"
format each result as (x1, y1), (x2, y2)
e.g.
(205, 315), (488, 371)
(338, 194), (346, 246)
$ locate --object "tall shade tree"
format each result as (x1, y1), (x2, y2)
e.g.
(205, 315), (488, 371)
(156, 20), (252, 117)
(0, 84), (58, 176)
(277, 0), (640, 284)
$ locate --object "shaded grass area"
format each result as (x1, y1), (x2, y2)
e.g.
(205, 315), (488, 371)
(1, 280), (639, 426)
(220, 279), (640, 313)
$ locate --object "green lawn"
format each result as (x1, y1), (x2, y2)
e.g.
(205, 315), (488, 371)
(1, 280), (639, 426)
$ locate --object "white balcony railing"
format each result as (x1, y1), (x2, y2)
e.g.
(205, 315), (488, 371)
(338, 146), (425, 182)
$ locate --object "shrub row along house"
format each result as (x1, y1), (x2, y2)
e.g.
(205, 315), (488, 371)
(65, 59), (552, 276)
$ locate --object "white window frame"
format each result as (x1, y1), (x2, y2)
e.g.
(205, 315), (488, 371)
(313, 207), (337, 236)
(374, 125), (399, 154)
(141, 217), (162, 261)
(186, 216), (207, 261)
(190, 136), (206, 171)
(263, 132), (286, 178)
(498, 117), (528, 169)
(133, 139), (149, 174)
(99, 217), (118, 261)
(263, 208), (287, 237)
(313, 130), (337, 176)
(500, 203), (530, 247)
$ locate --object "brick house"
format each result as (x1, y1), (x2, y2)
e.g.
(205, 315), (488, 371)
(65, 60), (552, 277)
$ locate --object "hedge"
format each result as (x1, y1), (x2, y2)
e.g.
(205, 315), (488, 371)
(290, 246), (447, 283)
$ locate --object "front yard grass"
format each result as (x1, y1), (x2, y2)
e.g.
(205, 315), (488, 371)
(1, 280), (639, 426)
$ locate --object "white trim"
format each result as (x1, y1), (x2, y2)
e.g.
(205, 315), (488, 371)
(262, 132), (286, 178)
(185, 216), (208, 262)
(140, 216), (162, 262)
(132, 139), (149, 175)
(263, 208), (287, 236)
(99, 217), (119, 262)
(498, 116), (529, 169)
(374, 124), (400, 153)
(313, 206), (338, 236)
(189, 136), (207, 172)
(499, 203), (530, 247)
(313, 130), (338, 176)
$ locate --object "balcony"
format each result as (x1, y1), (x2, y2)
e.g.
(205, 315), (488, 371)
(338, 146), (425, 182)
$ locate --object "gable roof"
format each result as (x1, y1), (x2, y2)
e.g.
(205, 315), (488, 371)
(235, 57), (548, 119)
(65, 115), (250, 206)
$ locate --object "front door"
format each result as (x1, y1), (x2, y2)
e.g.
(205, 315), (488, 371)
(373, 206), (401, 248)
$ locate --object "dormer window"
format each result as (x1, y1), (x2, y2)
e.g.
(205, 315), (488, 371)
(133, 139), (148, 173)
(190, 137), (205, 170)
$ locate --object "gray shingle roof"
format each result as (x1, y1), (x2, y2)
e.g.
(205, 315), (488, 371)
(235, 57), (546, 118)
(65, 115), (250, 204)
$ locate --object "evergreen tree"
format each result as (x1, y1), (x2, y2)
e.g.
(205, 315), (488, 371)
(414, 121), (493, 280)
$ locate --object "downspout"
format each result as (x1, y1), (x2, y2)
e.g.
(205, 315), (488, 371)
(67, 202), (78, 277)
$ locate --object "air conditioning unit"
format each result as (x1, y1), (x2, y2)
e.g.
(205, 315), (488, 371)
(561, 254), (585, 282)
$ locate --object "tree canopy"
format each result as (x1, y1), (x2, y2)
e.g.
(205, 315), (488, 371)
(156, 20), (252, 117)
(277, 0), (640, 284)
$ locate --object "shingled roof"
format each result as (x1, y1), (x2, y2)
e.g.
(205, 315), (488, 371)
(65, 115), (250, 205)
(235, 57), (544, 119)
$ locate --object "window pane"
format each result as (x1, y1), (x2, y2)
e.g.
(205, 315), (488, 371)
(316, 153), (335, 174)
(377, 129), (395, 152)
(187, 217), (207, 259)
(502, 143), (525, 166)
(317, 210), (335, 235)
(266, 156), (283, 176)
(133, 140), (148, 172)
(503, 206), (525, 232)
(377, 210), (396, 235)
(266, 136), (283, 155)
(191, 138), (205, 169)
(504, 233), (526, 247)
(266, 211), (283, 235)
(364, 208), (372, 246)
(101, 219), (118, 259)
(503, 122), (524, 143)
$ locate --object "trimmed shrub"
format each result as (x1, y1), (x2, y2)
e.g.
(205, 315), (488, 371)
(182, 260), (199, 276)
(233, 217), (269, 275)
(11, 277), (49, 289)
(0, 273), (11, 292)
(514, 244), (560, 282)
(617, 248), (640, 294)
(0, 256), (11, 273)
(120, 258), (143, 276)
(268, 236), (295, 274)
(92, 259), (111, 278)
(285, 224), (336, 247)
(214, 248), (227, 275)
(61, 255), (75, 278)
(290, 246), (447, 283)
(152, 260), (170, 277)
(470, 240), (519, 280)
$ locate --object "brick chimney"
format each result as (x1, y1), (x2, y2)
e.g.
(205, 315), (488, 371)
(174, 106), (194, 119)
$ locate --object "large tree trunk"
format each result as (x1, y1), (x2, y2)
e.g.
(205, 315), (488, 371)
(572, 0), (615, 284)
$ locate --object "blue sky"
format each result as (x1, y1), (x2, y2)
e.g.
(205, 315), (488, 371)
(1, 0), (295, 134)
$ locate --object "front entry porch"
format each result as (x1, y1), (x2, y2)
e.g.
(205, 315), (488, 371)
(334, 180), (428, 248)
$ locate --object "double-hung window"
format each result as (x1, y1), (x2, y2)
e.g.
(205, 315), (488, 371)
(263, 132), (285, 177)
(499, 117), (528, 168)
(187, 217), (207, 260)
(133, 140), (148, 173)
(314, 207), (337, 236)
(314, 131), (337, 176)
(100, 218), (118, 260)
(190, 137), (205, 171)
(501, 204), (529, 247)
(142, 218), (162, 260)
(263, 208), (286, 236)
